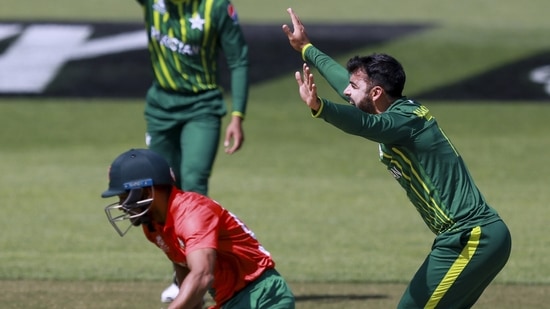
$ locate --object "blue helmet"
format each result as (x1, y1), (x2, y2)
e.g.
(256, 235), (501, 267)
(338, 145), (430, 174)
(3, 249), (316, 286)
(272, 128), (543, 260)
(102, 148), (174, 198)
(102, 149), (175, 236)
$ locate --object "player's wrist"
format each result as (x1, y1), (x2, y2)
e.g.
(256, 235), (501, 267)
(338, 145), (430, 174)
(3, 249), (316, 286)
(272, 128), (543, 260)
(231, 111), (245, 120)
(301, 43), (313, 61)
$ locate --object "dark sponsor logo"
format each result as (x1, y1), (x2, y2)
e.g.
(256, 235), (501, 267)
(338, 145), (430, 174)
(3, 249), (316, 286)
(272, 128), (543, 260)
(0, 22), (430, 98)
(416, 52), (550, 101)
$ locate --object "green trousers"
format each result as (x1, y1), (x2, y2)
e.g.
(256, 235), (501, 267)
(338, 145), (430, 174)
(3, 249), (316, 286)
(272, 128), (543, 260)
(144, 85), (225, 195)
(398, 220), (511, 308)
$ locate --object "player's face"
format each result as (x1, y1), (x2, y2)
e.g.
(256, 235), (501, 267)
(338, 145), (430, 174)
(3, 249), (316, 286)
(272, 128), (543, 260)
(104, 188), (154, 237)
(117, 193), (142, 226)
(343, 70), (376, 114)
(117, 189), (153, 226)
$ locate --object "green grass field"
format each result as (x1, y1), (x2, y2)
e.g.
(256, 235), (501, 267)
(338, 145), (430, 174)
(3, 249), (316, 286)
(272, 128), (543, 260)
(1, 0), (550, 308)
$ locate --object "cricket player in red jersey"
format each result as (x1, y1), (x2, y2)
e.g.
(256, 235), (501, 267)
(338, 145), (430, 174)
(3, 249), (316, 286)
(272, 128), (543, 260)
(101, 149), (295, 309)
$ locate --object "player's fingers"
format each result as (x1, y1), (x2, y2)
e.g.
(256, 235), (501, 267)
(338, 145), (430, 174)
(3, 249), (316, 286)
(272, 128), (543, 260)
(294, 71), (303, 86)
(225, 137), (242, 154)
(223, 137), (234, 154)
(281, 24), (291, 36)
(303, 63), (310, 75)
(287, 8), (302, 29)
(303, 64), (313, 84)
(233, 139), (243, 153)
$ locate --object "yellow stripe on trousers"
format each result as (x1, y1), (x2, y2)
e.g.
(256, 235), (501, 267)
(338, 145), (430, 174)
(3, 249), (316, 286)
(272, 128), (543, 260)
(425, 226), (481, 308)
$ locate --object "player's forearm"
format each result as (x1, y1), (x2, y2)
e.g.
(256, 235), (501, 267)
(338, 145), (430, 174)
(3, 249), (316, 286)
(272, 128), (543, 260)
(168, 272), (212, 309)
(230, 65), (249, 117)
(303, 44), (350, 101)
(168, 264), (203, 309)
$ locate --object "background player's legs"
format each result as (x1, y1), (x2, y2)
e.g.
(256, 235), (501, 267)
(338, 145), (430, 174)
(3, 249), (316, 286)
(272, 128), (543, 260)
(146, 127), (183, 189)
(179, 114), (221, 196)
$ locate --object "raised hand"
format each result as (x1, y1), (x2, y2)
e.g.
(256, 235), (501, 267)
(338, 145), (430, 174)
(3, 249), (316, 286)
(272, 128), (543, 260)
(294, 63), (321, 111)
(281, 8), (311, 52)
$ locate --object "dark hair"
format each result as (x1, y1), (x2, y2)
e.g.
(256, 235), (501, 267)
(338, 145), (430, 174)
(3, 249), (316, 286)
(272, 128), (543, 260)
(346, 53), (406, 98)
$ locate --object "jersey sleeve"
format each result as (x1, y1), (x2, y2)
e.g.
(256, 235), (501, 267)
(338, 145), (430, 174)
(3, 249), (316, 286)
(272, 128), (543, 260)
(317, 98), (421, 144)
(213, 0), (249, 118)
(303, 44), (350, 102)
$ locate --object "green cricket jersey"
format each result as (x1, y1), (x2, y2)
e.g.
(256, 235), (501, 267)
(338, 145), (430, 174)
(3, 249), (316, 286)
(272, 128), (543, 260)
(136, 0), (249, 116)
(303, 45), (501, 235)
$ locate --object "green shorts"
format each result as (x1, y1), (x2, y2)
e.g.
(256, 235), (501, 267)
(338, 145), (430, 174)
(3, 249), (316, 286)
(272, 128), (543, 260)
(221, 269), (295, 309)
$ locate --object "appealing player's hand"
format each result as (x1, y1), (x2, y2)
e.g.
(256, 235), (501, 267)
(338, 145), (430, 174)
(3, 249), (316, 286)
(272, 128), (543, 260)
(224, 116), (244, 154)
(295, 63), (320, 112)
(281, 8), (311, 52)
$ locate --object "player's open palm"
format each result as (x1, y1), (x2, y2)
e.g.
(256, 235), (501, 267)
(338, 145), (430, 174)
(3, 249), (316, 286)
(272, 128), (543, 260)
(294, 63), (321, 111)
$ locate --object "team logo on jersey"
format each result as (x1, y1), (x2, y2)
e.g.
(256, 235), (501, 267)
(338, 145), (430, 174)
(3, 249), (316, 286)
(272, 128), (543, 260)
(189, 14), (205, 31)
(227, 4), (239, 24)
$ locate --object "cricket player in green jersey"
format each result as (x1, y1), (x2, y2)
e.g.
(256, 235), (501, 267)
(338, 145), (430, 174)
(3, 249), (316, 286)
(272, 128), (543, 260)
(283, 8), (512, 309)
(134, 0), (249, 303)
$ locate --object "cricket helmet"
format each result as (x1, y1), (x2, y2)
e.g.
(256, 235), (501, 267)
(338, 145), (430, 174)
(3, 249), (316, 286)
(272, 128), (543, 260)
(102, 148), (175, 236)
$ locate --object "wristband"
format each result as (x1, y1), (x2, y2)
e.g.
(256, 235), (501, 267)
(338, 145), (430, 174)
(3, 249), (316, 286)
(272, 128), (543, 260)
(301, 43), (313, 61)
(231, 111), (245, 119)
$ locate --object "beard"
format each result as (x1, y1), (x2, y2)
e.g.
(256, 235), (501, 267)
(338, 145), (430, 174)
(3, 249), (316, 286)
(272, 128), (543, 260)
(353, 95), (376, 114)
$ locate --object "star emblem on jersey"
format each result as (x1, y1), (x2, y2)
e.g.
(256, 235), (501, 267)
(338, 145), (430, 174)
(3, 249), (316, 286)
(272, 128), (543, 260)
(189, 14), (205, 31)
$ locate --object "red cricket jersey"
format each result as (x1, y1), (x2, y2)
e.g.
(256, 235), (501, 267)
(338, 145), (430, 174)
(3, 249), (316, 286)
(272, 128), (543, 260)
(143, 187), (275, 307)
